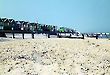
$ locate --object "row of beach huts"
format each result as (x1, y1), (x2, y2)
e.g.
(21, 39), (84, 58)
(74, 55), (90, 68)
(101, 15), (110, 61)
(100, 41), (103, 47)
(0, 17), (110, 39)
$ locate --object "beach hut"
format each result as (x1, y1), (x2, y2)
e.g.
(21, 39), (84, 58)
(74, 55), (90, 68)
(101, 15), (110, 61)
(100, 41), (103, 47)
(48, 25), (52, 32)
(2, 18), (12, 30)
(53, 26), (57, 32)
(15, 21), (22, 30)
(23, 22), (30, 31)
(29, 23), (38, 32)
(0, 18), (4, 30)
(37, 24), (43, 33)
(8, 19), (16, 30)
(20, 21), (25, 30)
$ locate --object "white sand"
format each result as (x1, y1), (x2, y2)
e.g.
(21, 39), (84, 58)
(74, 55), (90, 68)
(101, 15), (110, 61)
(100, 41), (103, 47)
(0, 38), (110, 75)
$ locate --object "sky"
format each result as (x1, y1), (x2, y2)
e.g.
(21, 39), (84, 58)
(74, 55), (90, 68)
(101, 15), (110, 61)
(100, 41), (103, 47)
(0, 0), (110, 33)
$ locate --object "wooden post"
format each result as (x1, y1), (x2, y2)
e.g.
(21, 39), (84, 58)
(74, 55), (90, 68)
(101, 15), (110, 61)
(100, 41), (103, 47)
(70, 33), (72, 37)
(12, 27), (15, 38)
(48, 33), (50, 38)
(12, 32), (15, 38)
(96, 34), (98, 39)
(82, 34), (84, 39)
(105, 33), (108, 38)
(21, 27), (24, 39)
(57, 33), (59, 38)
(57, 33), (61, 38)
(22, 31), (24, 39)
(32, 31), (34, 39)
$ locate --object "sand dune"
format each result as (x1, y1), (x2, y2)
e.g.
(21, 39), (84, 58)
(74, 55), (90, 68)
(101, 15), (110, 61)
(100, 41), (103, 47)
(0, 38), (110, 75)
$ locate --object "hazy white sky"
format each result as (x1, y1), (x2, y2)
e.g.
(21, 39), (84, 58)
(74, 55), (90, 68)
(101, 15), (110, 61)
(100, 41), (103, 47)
(0, 0), (110, 33)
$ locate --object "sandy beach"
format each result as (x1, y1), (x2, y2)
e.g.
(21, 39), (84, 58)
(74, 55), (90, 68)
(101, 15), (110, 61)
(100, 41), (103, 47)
(0, 38), (110, 75)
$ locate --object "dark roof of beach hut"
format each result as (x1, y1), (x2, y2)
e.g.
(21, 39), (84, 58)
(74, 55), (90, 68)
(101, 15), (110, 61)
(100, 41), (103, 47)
(8, 19), (13, 21)
(15, 21), (21, 24)
(1, 18), (7, 22)
(23, 22), (29, 25)
(8, 19), (16, 24)
(19, 21), (25, 24)
(3, 18), (9, 23)
(29, 23), (37, 26)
